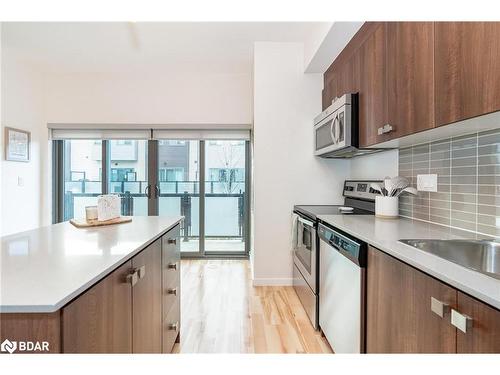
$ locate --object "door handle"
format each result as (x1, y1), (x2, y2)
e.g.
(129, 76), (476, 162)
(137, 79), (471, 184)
(154, 185), (160, 199)
(145, 185), (152, 199)
(167, 238), (177, 245)
(430, 297), (450, 318)
(167, 287), (177, 296)
(451, 309), (473, 333)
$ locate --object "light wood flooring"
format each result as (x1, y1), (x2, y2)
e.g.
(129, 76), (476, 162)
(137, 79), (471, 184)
(174, 259), (332, 353)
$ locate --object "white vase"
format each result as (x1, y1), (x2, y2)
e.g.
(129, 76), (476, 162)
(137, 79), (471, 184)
(375, 196), (399, 219)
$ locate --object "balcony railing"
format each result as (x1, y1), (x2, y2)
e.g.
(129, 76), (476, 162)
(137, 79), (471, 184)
(64, 180), (245, 243)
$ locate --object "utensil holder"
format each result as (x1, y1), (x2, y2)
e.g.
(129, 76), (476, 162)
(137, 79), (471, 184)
(375, 196), (399, 219)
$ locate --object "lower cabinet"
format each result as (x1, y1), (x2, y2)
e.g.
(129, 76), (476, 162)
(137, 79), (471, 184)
(456, 292), (500, 353)
(161, 224), (181, 353)
(132, 238), (163, 353)
(366, 246), (500, 353)
(62, 261), (133, 353)
(61, 224), (181, 353)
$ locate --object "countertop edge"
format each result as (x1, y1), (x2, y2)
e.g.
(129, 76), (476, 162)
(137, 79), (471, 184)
(0, 217), (183, 314)
(317, 215), (500, 311)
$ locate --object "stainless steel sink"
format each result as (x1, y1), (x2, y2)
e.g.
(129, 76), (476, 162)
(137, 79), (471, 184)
(399, 239), (500, 280)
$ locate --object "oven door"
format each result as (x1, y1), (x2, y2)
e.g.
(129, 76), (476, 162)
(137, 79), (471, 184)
(293, 215), (317, 291)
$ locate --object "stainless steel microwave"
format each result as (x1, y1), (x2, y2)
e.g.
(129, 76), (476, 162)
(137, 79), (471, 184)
(313, 93), (386, 158)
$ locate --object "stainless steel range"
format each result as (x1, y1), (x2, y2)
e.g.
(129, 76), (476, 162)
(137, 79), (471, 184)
(292, 180), (381, 330)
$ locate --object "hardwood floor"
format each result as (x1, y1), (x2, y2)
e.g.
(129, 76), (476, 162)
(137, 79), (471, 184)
(175, 259), (332, 354)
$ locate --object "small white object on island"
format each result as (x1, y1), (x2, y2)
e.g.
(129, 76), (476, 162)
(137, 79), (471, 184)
(97, 194), (121, 221)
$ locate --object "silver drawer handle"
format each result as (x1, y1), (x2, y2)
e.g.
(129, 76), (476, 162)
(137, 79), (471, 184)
(168, 322), (179, 331)
(126, 270), (138, 286)
(430, 297), (450, 318)
(167, 238), (177, 245)
(137, 265), (146, 279)
(167, 287), (177, 296)
(167, 262), (178, 270)
(451, 309), (473, 333)
(377, 124), (393, 135)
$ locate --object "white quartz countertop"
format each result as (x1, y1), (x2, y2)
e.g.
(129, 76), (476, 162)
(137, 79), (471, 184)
(317, 214), (500, 310)
(0, 216), (183, 313)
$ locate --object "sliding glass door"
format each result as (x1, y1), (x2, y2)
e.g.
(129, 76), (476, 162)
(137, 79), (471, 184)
(157, 140), (201, 254)
(54, 138), (249, 258)
(60, 140), (103, 221)
(204, 140), (246, 254)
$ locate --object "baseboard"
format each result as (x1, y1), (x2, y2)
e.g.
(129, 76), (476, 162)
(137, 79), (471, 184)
(252, 278), (293, 286)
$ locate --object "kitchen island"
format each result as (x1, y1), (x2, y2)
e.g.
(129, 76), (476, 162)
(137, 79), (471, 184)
(0, 216), (183, 353)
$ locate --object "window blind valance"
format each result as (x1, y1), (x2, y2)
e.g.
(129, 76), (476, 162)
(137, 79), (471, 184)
(48, 123), (251, 140)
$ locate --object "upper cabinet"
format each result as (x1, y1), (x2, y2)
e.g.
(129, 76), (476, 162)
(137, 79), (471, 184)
(322, 22), (500, 147)
(386, 22), (435, 139)
(356, 23), (387, 147)
(435, 22), (500, 126)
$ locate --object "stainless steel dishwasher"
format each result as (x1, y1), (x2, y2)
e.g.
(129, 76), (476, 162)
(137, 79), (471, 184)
(318, 222), (367, 353)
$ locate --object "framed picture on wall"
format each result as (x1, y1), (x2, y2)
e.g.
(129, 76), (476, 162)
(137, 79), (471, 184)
(5, 127), (31, 162)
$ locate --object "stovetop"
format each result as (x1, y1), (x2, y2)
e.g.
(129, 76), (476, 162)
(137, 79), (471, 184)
(293, 204), (373, 221)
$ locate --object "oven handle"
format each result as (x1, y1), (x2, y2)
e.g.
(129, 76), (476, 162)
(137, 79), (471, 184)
(298, 216), (315, 228)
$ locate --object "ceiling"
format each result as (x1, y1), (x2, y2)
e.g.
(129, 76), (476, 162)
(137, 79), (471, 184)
(2, 22), (331, 74)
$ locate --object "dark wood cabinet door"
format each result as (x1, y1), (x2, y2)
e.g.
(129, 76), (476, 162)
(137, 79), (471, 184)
(356, 23), (387, 147)
(62, 261), (132, 353)
(456, 292), (500, 353)
(435, 22), (500, 126)
(386, 22), (435, 139)
(366, 246), (457, 353)
(132, 238), (163, 353)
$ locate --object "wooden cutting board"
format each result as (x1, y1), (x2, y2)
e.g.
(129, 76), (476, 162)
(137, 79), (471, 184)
(70, 216), (132, 228)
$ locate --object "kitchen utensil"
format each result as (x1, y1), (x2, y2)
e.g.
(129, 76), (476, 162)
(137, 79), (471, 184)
(389, 177), (409, 196)
(399, 186), (418, 196)
(370, 183), (383, 195)
(384, 177), (393, 197)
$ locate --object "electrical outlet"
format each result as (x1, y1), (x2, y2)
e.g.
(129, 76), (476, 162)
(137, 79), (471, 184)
(417, 174), (437, 192)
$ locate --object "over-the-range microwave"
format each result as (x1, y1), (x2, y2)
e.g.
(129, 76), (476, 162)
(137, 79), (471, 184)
(313, 93), (387, 158)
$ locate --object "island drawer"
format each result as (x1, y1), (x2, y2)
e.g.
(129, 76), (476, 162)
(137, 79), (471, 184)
(163, 298), (180, 353)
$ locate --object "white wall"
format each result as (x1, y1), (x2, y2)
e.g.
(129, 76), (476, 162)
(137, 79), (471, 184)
(1, 47), (50, 236)
(44, 72), (252, 124)
(350, 149), (399, 180)
(253, 42), (350, 285)
(0, 23), (3, 235)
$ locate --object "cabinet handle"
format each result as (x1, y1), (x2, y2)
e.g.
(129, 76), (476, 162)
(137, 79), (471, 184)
(451, 309), (473, 333)
(126, 270), (138, 286)
(168, 322), (179, 332)
(167, 238), (177, 245)
(167, 287), (177, 296)
(430, 297), (450, 318)
(377, 124), (394, 136)
(167, 262), (178, 270)
(137, 265), (146, 279)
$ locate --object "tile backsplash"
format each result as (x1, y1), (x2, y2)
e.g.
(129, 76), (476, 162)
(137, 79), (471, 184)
(398, 127), (500, 237)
